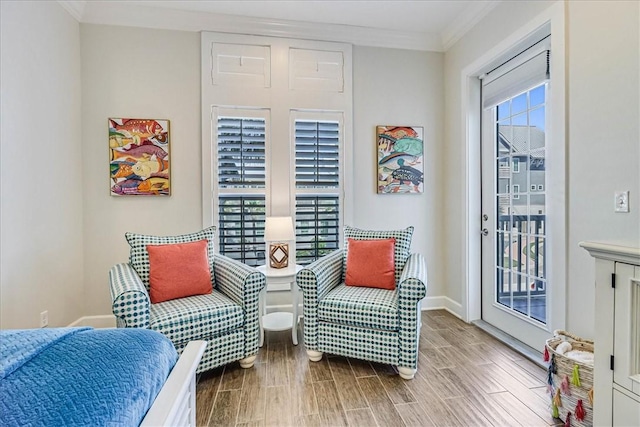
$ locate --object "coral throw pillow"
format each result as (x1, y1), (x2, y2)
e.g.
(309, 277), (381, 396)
(147, 239), (212, 304)
(345, 238), (396, 290)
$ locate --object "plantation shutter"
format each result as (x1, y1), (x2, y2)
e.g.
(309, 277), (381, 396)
(217, 116), (266, 266)
(294, 120), (340, 264)
(295, 121), (340, 188)
(218, 195), (266, 266)
(217, 117), (266, 188)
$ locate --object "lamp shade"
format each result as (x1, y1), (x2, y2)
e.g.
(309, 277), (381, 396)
(264, 216), (294, 242)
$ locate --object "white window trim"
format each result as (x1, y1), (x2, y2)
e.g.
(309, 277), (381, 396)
(201, 31), (353, 266)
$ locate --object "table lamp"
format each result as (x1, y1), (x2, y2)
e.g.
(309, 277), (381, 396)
(264, 216), (294, 269)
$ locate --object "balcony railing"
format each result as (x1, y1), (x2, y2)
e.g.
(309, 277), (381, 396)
(496, 214), (546, 297)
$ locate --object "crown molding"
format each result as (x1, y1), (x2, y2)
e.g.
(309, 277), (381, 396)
(57, 0), (85, 22)
(80, 1), (443, 51)
(441, 0), (500, 51)
(580, 241), (640, 265)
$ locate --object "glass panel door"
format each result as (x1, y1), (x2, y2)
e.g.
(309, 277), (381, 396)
(481, 83), (550, 349)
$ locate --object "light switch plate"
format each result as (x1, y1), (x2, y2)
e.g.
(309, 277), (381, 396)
(615, 191), (629, 213)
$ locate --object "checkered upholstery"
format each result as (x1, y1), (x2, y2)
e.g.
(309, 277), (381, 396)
(319, 323), (399, 366)
(176, 330), (245, 372)
(343, 225), (414, 284)
(319, 284), (398, 331)
(297, 249), (343, 349)
(109, 263), (150, 329)
(125, 227), (216, 290)
(298, 226), (427, 374)
(213, 254), (265, 358)
(149, 291), (244, 346)
(109, 228), (266, 374)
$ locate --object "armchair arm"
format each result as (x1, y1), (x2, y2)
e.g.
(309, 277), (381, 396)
(109, 263), (150, 329)
(397, 253), (427, 369)
(212, 254), (266, 357)
(296, 248), (344, 349)
(398, 253), (428, 302)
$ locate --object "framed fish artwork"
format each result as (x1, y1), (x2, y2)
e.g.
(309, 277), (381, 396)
(109, 118), (170, 196)
(377, 125), (424, 194)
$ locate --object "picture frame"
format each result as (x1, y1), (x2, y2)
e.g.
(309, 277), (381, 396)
(109, 118), (170, 196)
(377, 126), (424, 194)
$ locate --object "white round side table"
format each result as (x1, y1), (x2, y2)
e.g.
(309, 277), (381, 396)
(256, 264), (303, 347)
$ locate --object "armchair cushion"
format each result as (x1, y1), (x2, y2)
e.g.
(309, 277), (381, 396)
(345, 238), (396, 289)
(318, 283), (398, 331)
(125, 227), (216, 290)
(343, 226), (414, 284)
(149, 291), (243, 347)
(147, 240), (212, 303)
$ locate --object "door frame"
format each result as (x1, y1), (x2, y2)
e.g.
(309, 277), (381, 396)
(459, 1), (566, 334)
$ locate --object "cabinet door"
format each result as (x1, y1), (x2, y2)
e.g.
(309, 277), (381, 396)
(614, 262), (640, 396)
(613, 388), (640, 426)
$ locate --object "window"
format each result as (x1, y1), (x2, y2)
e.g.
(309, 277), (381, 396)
(215, 113), (268, 266)
(488, 82), (548, 324)
(293, 115), (342, 265)
(218, 195), (266, 265)
(512, 158), (520, 173)
(202, 33), (352, 267)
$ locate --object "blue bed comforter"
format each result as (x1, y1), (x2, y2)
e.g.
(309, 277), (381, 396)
(0, 327), (178, 426)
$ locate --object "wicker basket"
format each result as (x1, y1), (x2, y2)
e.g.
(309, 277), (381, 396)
(545, 330), (594, 427)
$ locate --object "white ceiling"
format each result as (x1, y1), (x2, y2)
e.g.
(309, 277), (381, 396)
(62, 0), (501, 51)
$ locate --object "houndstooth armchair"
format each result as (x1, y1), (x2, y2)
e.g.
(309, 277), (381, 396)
(297, 226), (427, 380)
(109, 227), (265, 374)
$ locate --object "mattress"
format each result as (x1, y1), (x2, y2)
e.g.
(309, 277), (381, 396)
(0, 327), (178, 426)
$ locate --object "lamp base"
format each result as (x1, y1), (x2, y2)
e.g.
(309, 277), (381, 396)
(269, 243), (289, 269)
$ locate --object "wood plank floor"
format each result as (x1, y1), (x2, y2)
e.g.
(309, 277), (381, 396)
(196, 310), (562, 426)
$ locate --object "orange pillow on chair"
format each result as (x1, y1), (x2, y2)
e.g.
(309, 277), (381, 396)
(345, 238), (396, 290)
(147, 239), (212, 303)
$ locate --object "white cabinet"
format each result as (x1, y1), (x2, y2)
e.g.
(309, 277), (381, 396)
(581, 242), (640, 426)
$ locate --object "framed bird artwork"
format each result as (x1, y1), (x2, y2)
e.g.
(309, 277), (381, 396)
(377, 125), (424, 194)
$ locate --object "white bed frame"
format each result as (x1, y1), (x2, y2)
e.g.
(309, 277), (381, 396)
(140, 340), (207, 427)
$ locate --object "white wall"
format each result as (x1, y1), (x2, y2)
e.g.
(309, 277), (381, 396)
(78, 26), (444, 315)
(18, 2), (632, 329)
(353, 46), (445, 304)
(444, 0), (640, 338)
(566, 0), (640, 336)
(80, 25), (202, 315)
(0, 1), (84, 328)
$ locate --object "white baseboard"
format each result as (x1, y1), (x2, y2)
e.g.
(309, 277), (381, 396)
(266, 304), (297, 314)
(420, 296), (463, 318)
(74, 297), (462, 328)
(68, 315), (116, 328)
(267, 296), (464, 318)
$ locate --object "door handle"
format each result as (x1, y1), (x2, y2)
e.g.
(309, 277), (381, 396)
(481, 228), (489, 236)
